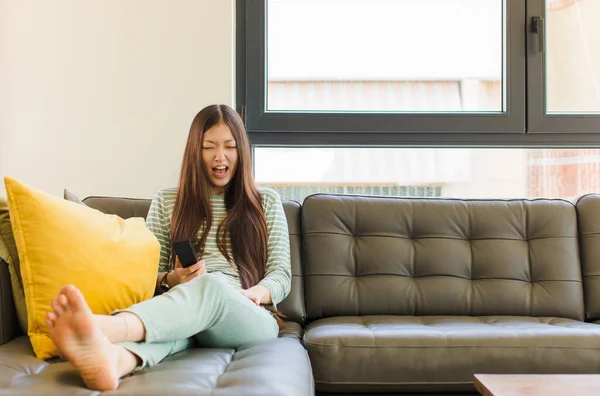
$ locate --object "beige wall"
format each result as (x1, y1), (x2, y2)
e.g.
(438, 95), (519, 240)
(0, 0), (235, 199)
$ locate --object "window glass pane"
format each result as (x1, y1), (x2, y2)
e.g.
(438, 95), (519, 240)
(266, 0), (506, 113)
(546, 0), (600, 113)
(255, 148), (600, 201)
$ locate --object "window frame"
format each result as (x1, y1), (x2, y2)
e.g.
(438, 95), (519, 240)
(237, 0), (600, 147)
(527, 0), (600, 134)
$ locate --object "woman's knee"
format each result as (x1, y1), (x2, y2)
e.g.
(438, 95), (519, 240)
(199, 273), (229, 287)
(188, 273), (234, 297)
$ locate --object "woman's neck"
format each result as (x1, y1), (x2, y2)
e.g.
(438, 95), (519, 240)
(210, 187), (225, 196)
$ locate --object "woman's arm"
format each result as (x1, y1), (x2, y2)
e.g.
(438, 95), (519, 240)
(255, 189), (292, 307)
(145, 191), (172, 294)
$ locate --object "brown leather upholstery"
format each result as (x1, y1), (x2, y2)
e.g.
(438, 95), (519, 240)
(302, 194), (584, 321)
(4, 190), (600, 395)
(278, 201), (306, 324)
(279, 321), (304, 340)
(0, 335), (313, 396)
(300, 193), (592, 392)
(82, 195), (152, 218)
(0, 259), (20, 345)
(0, 194), (313, 395)
(575, 193), (600, 321)
(82, 196), (306, 324)
(305, 316), (600, 393)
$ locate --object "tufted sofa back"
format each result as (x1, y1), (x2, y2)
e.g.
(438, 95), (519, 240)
(575, 193), (600, 321)
(301, 194), (584, 321)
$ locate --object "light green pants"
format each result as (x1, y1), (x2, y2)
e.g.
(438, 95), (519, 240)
(116, 273), (279, 368)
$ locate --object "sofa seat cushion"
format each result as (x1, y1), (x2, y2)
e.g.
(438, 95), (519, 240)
(304, 315), (600, 393)
(0, 336), (314, 396)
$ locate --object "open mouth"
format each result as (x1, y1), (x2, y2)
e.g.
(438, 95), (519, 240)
(212, 165), (229, 179)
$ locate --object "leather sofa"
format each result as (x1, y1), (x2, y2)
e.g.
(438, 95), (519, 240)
(2, 192), (600, 395)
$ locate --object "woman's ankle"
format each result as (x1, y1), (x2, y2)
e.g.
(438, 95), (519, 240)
(94, 312), (145, 343)
(94, 314), (124, 343)
(116, 312), (147, 342)
(115, 344), (141, 378)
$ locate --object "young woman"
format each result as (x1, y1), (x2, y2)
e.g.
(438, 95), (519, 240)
(44, 104), (292, 391)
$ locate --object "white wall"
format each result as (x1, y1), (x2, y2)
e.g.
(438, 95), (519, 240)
(0, 0), (235, 199)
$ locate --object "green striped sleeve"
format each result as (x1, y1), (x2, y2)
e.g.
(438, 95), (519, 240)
(146, 190), (171, 273)
(258, 188), (292, 306)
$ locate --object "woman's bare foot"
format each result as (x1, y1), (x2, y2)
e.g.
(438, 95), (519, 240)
(46, 285), (137, 391)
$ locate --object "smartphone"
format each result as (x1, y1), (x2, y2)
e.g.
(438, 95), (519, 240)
(172, 240), (199, 268)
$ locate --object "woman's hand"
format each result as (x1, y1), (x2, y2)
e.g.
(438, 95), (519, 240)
(170, 257), (206, 286)
(240, 285), (272, 306)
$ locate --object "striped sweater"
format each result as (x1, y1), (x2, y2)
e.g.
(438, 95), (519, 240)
(145, 187), (292, 306)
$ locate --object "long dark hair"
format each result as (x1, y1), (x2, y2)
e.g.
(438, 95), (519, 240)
(170, 105), (268, 290)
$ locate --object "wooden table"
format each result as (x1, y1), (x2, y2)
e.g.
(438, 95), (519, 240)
(474, 374), (600, 395)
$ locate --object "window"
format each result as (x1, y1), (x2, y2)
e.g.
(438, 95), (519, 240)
(255, 147), (600, 202)
(240, 1), (600, 201)
(528, 0), (600, 133)
(243, 0), (525, 136)
(239, 0), (600, 144)
(266, 0), (506, 114)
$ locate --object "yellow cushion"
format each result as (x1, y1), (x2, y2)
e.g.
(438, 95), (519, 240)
(4, 177), (160, 360)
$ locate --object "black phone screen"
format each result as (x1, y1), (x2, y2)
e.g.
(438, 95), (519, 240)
(172, 240), (199, 268)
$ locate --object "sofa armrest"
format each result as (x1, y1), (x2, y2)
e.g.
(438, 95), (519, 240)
(0, 259), (20, 345)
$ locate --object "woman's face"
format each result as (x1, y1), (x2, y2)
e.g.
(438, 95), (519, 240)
(202, 122), (239, 195)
